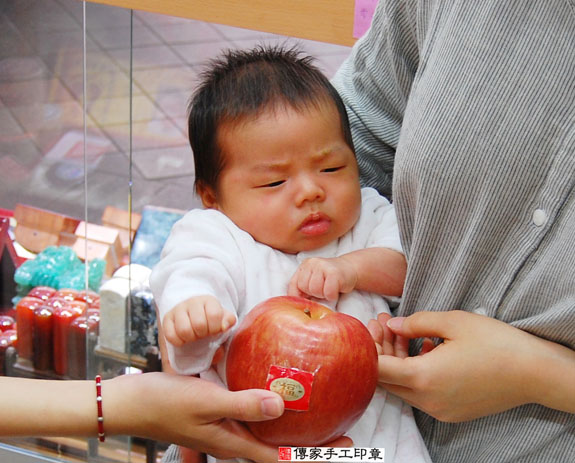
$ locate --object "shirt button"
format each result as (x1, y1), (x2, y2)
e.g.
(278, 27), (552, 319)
(532, 209), (547, 227)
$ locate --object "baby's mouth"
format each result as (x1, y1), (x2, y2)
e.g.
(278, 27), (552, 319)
(299, 213), (331, 236)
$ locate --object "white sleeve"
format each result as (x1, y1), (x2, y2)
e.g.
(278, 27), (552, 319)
(360, 187), (403, 253)
(149, 210), (245, 375)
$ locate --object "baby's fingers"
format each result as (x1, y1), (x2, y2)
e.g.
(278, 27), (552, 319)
(322, 274), (341, 301)
(162, 313), (185, 346)
(204, 298), (236, 335)
(368, 313), (398, 356)
(288, 266), (312, 298)
(419, 337), (436, 355)
(287, 272), (305, 297)
(170, 309), (200, 345)
(368, 318), (384, 355)
(308, 269), (329, 299)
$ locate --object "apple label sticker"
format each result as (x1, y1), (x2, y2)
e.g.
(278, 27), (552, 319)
(266, 365), (315, 411)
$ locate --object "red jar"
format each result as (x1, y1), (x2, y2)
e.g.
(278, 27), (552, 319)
(67, 316), (98, 379)
(54, 301), (86, 373)
(16, 297), (43, 361)
(2, 330), (17, 347)
(53, 289), (79, 302)
(68, 300), (87, 315)
(53, 302), (84, 376)
(27, 286), (56, 302)
(33, 305), (54, 371)
(0, 334), (15, 375)
(0, 315), (15, 332)
(44, 297), (69, 310)
(86, 309), (100, 334)
(76, 290), (99, 308)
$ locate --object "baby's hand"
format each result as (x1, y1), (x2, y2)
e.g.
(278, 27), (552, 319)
(368, 312), (435, 357)
(162, 295), (236, 346)
(368, 313), (408, 357)
(287, 256), (358, 302)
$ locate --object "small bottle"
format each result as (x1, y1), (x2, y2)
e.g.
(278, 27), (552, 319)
(67, 316), (98, 379)
(53, 288), (80, 302)
(53, 302), (84, 376)
(33, 305), (54, 371)
(16, 296), (43, 361)
(27, 286), (56, 302)
(0, 330), (17, 375)
(0, 334), (15, 376)
(76, 290), (100, 308)
(0, 315), (15, 332)
(2, 330), (17, 347)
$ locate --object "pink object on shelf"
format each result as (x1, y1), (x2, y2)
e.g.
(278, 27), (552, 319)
(353, 0), (379, 39)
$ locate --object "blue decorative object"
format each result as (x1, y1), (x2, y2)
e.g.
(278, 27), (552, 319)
(130, 206), (185, 269)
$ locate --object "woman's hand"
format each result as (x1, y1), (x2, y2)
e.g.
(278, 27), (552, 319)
(107, 373), (284, 462)
(109, 373), (352, 463)
(373, 311), (575, 422)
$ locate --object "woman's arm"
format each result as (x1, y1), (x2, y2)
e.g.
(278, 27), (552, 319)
(331, 0), (420, 197)
(0, 373), (286, 462)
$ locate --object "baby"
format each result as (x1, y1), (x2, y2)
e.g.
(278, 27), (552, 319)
(150, 45), (430, 463)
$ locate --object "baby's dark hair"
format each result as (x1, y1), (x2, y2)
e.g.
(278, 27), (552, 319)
(188, 44), (354, 194)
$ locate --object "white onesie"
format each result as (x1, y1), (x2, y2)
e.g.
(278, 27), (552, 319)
(150, 187), (430, 463)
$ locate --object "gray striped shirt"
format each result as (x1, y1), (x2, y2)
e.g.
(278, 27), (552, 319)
(332, 0), (575, 461)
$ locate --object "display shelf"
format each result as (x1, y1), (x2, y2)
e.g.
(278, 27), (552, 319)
(93, 344), (162, 376)
(4, 345), (161, 379)
(0, 436), (159, 463)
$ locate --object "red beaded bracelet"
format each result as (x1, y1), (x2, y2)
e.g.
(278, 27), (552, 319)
(95, 375), (105, 442)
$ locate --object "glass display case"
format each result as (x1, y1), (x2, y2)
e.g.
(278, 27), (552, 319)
(0, 0), (357, 461)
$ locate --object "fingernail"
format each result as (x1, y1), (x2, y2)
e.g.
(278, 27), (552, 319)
(262, 396), (283, 418)
(222, 317), (235, 331)
(387, 317), (405, 330)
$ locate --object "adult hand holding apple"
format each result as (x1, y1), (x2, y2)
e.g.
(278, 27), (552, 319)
(226, 296), (378, 447)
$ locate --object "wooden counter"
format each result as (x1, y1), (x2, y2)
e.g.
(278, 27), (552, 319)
(84, 0), (357, 46)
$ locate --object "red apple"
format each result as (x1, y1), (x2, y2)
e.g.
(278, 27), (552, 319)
(226, 295), (378, 446)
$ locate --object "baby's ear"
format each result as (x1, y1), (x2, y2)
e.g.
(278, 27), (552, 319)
(197, 182), (219, 210)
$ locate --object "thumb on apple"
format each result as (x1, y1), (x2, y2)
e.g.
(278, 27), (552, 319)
(221, 389), (285, 422)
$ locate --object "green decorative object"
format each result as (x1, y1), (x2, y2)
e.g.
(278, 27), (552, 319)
(14, 246), (105, 292)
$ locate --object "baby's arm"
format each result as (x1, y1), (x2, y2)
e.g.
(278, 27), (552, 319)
(162, 295), (236, 347)
(288, 247), (407, 301)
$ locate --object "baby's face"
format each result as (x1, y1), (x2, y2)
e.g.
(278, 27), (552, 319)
(201, 102), (361, 254)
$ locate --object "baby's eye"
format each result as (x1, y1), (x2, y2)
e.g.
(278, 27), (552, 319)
(322, 166), (344, 173)
(258, 180), (285, 188)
